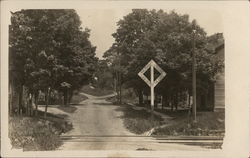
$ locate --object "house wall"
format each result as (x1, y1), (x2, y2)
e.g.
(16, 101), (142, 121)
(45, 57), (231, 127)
(196, 45), (224, 111)
(215, 72), (225, 110)
(214, 47), (225, 111)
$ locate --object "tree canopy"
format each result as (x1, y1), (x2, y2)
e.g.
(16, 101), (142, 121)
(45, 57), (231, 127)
(9, 9), (98, 108)
(104, 9), (224, 103)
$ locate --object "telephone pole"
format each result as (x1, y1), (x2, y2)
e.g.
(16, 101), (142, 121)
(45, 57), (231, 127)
(118, 45), (122, 104)
(192, 29), (197, 122)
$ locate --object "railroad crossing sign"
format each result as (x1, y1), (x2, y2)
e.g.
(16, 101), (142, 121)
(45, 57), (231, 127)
(138, 60), (166, 111)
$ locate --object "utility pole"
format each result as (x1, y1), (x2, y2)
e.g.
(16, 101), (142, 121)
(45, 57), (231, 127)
(192, 29), (197, 122)
(118, 48), (122, 104)
(117, 39), (127, 105)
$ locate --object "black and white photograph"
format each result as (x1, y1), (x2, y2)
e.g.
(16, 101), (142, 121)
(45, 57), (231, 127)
(1, 1), (250, 157)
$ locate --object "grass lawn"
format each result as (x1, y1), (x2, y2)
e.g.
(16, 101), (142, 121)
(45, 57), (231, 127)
(118, 106), (164, 134)
(152, 110), (225, 136)
(80, 85), (113, 96)
(9, 111), (72, 151)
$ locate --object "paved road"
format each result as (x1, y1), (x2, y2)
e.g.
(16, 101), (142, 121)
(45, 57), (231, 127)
(58, 93), (208, 150)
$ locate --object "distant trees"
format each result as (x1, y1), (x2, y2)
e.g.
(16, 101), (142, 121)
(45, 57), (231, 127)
(9, 9), (97, 116)
(93, 60), (113, 90)
(104, 9), (224, 109)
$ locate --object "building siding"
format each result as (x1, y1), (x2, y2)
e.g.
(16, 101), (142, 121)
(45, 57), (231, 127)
(214, 46), (225, 111)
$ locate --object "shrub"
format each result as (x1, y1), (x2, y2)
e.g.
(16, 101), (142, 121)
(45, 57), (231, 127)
(9, 116), (63, 151)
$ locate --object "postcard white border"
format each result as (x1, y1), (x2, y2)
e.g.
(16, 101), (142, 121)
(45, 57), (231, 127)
(1, 1), (250, 157)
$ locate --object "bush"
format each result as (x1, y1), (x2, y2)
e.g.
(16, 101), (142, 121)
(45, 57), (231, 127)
(9, 116), (63, 151)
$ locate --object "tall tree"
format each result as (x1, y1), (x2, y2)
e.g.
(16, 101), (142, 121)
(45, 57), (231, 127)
(9, 9), (97, 116)
(104, 9), (224, 108)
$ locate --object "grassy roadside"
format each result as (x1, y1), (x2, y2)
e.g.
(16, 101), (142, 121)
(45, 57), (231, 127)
(107, 93), (164, 135)
(9, 111), (72, 151)
(116, 105), (164, 134)
(152, 110), (225, 136)
(107, 93), (225, 137)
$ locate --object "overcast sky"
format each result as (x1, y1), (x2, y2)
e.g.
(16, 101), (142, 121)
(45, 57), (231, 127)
(76, 8), (223, 59)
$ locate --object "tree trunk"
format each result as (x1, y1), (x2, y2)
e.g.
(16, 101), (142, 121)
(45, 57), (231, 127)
(68, 90), (73, 104)
(162, 95), (165, 110)
(35, 92), (38, 117)
(9, 80), (13, 116)
(28, 93), (32, 116)
(18, 85), (24, 115)
(154, 93), (158, 109)
(63, 89), (68, 106)
(119, 75), (122, 104)
(175, 92), (178, 111)
(171, 94), (174, 111)
(114, 77), (117, 93)
(115, 71), (119, 102)
(44, 88), (50, 119)
(138, 90), (143, 105)
(30, 93), (35, 116)
(188, 91), (192, 116)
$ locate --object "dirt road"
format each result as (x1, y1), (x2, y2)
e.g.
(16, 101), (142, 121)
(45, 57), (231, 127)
(60, 93), (134, 136)
(58, 93), (206, 150)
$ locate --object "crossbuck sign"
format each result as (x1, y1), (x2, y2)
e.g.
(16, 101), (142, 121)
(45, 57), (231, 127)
(138, 60), (166, 110)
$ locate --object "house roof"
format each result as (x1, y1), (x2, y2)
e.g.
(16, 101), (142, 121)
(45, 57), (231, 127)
(215, 43), (224, 52)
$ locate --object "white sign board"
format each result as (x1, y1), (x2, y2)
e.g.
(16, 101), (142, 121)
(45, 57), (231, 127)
(138, 60), (166, 110)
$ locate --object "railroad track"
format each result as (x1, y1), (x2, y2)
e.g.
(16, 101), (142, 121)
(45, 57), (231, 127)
(60, 135), (223, 148)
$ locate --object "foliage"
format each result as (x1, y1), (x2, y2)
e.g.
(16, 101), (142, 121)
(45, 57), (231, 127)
(104, 9), (224, 104)
(9, 9), (97, 110)
(93, 60), (114, 90)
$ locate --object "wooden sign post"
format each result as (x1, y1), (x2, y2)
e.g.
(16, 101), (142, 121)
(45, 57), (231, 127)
(138, 60), (166, 111)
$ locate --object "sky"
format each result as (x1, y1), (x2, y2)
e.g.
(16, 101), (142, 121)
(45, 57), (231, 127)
(76, 8), (223, 59)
